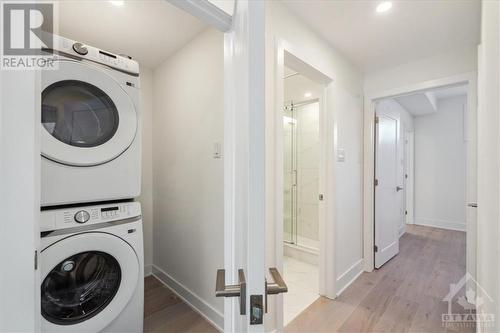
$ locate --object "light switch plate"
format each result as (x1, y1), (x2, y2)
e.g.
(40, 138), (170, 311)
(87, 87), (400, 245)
(213, 142), (222, 159)
(337, 148), (346, 162)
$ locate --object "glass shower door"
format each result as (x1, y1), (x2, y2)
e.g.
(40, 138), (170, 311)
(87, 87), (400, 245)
(283, 104), (297, 244)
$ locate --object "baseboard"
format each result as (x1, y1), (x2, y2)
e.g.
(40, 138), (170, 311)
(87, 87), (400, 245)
(336, 259), (364, 296)
(414, 217), (466, 232)
(144, 264), (152, 277)
(398, 225), (406, 238)
(152, 265), (223, 332)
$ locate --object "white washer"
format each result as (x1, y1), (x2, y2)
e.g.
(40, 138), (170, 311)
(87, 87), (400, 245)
(41, 36), (141, 207)
(40, 201), (143, 333)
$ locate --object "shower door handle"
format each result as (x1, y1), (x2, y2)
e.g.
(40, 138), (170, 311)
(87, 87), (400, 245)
(265, 267), (288, 312)
(215, 269), (246, 315)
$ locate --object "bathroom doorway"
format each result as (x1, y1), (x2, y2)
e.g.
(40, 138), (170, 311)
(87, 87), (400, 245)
(282, 66), (322, 325)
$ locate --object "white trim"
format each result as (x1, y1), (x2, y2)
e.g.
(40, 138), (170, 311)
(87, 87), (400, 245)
(399, 225), (406, 237)
(166, 0), (232, 32)
(414, 218), (466, 232)
(363, 71), (477, 272)
(151, 265), (223, 332)
(144, 264), (153, 277)
(336, 259), (364, 296)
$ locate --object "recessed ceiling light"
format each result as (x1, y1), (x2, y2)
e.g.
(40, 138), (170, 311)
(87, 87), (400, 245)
(109, 0), (124, 6)
(304, 92), (312, 98)
(376, 1), (392, 13)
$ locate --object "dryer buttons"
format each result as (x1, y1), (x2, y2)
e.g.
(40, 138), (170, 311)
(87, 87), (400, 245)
(74, 210), (90, 224)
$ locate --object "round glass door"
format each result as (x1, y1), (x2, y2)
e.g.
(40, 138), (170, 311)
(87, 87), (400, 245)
(41, 251), (121, 325)
(42, 81), (119, 148)
(41, 60), (137, 166)
(41, 232), (139, 332)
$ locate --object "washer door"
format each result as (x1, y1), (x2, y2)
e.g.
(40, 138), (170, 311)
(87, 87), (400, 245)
(41, 232), (139, 332)
(41, 60), (137, 166)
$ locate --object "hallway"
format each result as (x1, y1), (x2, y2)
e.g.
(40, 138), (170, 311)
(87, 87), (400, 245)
(285, 225), (472, 333)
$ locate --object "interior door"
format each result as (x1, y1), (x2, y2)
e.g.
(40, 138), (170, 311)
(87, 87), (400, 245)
(0, 68), (40, 332)
(374, 111), (400, 268)
(222, 1), (269, 331)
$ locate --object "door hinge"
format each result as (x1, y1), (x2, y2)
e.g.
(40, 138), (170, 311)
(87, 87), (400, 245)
(405, 210), (408, 215)
(405, 174), (408, 179)
(375, 116), (379, 124)
(319, 194), (324, 201)
(34, 250), (38, 270)
(374, 245), (378, 253)
(374, 179), (379, 186)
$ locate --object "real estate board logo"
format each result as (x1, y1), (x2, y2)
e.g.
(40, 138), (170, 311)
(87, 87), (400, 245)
(442, 273), (495, 329)
(1, 1), (56, 69)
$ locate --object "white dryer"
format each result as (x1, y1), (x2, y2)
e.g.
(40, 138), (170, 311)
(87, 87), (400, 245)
(41, 36), (141, 207)
(40, 201), (143, 333)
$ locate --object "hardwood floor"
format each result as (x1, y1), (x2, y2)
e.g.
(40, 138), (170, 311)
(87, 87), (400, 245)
(285, 225), (474, 333)
(144, 276), (218, 333)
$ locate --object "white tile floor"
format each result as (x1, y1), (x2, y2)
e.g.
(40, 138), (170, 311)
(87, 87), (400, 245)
(283, 255), (319, 326)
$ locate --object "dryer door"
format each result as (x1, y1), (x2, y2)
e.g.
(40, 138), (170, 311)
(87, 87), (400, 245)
(41, 232), (139, 332)
(41, 60), (137, 166)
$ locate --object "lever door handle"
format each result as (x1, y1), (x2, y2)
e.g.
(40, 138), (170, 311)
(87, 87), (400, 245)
(265, 267), (288, 312)
(468, 203), (478, 208)
(215, 269), (246, 315)
(396, 186), (403, 191)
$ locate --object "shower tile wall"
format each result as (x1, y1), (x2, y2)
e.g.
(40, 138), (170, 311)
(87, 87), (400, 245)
(296, 102), (319, 247)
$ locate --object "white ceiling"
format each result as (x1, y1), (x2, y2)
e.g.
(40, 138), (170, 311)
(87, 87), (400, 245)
(394, 84), (467, 117)
(57, 0), (208, 68)
(284, 66), (323, 104)
(281, 0), (481, 72)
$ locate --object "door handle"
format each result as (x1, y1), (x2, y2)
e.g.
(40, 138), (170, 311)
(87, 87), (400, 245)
(265, 268), (288, 312)
(468, 203), (478, 208)
(396, 186), (403, 191)
(215, 269), (246, 315)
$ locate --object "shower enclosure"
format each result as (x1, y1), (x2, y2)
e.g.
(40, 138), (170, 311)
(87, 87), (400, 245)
(283, 100), (320, 252)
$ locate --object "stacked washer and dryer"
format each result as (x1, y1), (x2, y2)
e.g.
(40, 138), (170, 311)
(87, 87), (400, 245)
(40, 36), (144, 332)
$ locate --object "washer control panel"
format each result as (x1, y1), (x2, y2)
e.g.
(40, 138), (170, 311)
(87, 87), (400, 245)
(74, 210), (90, 223)
(41, 202), (141, 232)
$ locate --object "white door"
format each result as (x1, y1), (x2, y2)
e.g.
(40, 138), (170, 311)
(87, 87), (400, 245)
(221, 1), (271, 332)
(0, 70), (40, 332)
(374, 111), (400, 268)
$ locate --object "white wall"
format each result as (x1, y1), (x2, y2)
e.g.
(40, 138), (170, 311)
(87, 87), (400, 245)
(364, 47), (477, 93)
(139, 65), (154, 273)
(265, 1), (364, 310)
(152, 28), (224, 328)
(414, 96), (467, 231)
(375, 99), (414, 236)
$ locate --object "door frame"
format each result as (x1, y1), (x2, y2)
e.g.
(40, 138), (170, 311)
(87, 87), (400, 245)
(363, 71), (477, 272)
(404, 129), (415, 226)
(273, 38), (336, 329)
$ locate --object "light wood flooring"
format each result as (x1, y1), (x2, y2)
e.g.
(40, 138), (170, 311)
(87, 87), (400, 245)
(285, 225), (473, 333)
(143, 276), (218, 332)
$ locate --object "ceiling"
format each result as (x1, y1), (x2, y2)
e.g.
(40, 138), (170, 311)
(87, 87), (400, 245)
(57, 0), (208, 68)
(284, 66), (323, 104)
(394, 84), (467, 117)
(281, 0), (481, 72)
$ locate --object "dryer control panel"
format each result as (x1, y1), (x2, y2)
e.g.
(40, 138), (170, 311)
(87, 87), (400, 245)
(41, 202), (141, 232)
(50, 35), (140, 75)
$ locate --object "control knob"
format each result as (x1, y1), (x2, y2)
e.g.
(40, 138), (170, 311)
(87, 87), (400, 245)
(74, 210), (90, 223)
